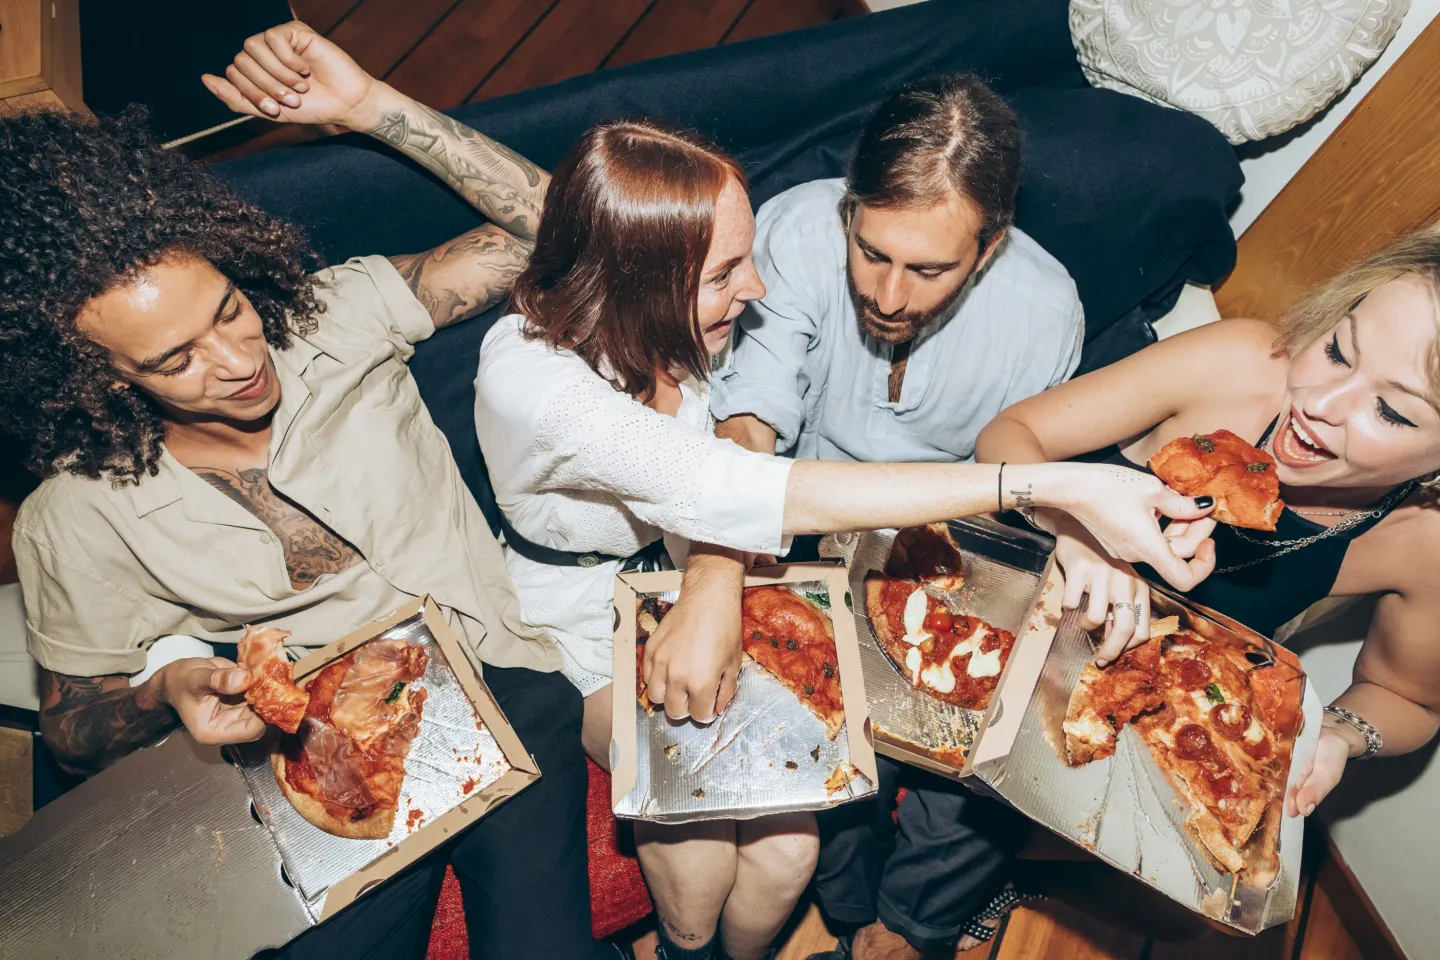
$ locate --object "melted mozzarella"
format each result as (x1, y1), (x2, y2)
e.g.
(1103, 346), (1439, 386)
(1063, 712), (1112, 745)
(904, 646), (922, 683)
(1242, 717), (1265, 744)
(901, 588), (931, 647)
(965, 627), (1002, 678)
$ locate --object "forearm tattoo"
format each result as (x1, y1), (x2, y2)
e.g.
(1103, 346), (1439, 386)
(194, 466), (361, 591)
(366, 101), (545, 240)
(1009, 484), (1035, 511)
(389, 226), (534, 327)
(38, 671), (177, 774)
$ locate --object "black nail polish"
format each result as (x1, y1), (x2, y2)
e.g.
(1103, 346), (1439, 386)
(1193, 496), (1214, 508)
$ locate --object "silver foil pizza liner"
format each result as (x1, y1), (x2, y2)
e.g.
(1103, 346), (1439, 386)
(230, 612), (511, 909)
(848, 518), (1054, 765)
(615, 579), (875, 823)
(968, 585), (1320, 933)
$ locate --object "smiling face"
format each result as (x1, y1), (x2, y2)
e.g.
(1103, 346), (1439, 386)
(1270, 275), (1440, 489)
(695, 177), (766, 355)
(846, 192), (998, 344)
(77, 253), (280, 425)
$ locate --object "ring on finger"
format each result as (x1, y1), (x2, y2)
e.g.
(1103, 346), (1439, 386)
(1113, 601), (1139, 618)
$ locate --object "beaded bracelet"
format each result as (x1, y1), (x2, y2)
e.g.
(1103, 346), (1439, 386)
(1323, 705), (1383, 761)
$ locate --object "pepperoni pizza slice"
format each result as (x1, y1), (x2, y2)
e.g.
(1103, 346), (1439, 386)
(1149, 429), (1283, 531)
(740, 585), (846, 739)
(1064, 626), (1303, 873)
(271, 638), (430, 839)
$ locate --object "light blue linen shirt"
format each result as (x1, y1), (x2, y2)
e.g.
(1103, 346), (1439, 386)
(710, 178), (1083, 463)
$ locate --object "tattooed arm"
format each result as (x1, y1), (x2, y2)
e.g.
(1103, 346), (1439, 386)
(203, 22), (546, 328)
(38, 660), (264, 775)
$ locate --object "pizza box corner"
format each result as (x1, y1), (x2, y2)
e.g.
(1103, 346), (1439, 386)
(255, 595), (541, 922)
(611, 562), (878, 821)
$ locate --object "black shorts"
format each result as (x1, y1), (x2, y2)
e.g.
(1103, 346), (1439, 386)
(813, 755), (1027, 952)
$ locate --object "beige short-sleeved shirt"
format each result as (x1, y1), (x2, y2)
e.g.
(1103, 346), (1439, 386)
(13, 257), (560, 678)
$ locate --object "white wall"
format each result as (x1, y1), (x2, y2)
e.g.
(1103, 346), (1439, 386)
(1231, 0), (1440, 234)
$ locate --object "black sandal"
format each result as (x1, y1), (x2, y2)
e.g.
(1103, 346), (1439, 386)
(958, 881), (1046, 945)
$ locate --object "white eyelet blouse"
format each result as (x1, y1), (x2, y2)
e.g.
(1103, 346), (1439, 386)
(474, 315), (794, 696)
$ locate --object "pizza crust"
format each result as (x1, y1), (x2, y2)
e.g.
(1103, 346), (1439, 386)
(271, 750), (396, 840)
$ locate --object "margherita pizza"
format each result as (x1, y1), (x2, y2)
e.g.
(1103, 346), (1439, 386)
(238, 625), (309, 734)
(884, 523), (966, 591)
(1149, 429), (1283, 531)
(271, 639), (431, 839)
(632, 587), (846, 739)
(865, 574), (1015, 711)
(1064, 624), (1303, 872)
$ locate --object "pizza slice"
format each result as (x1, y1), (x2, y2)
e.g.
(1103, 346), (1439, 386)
(271, 638), (430, 839)
(885, 523), (966, 592)
(1149, 429), (1284, 531)
(1063, 635), (1165, 765)
(740, 585), (846, 739)
(633, 597), (673, 711)
(237, 625), (309, 734)
(866, 574), (1016, 711)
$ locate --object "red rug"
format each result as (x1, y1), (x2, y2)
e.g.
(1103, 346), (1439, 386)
(426, 759), (651, 958)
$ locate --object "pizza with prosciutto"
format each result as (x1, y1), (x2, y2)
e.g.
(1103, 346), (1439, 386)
(632, 587), (846, 739)
(238, 626), (309, 734)
(865, 574), (1015, 711)
(1063, 625), (1304, 872)
(270, 639), (431, 839)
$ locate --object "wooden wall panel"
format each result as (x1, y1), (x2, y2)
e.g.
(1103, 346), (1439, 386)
(1214, 15), (1440, 322)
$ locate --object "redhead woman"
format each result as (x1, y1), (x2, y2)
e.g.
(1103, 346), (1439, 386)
(473, 118), (1212, 960)
(977, 230), (1440, 821)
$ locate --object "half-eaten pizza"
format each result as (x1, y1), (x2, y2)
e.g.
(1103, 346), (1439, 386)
(265, 639), (432, 839)
(1062, 622), (1304, 872)
(865, 574), (1016, 711)
(883, 522), (967, 592)
(633, 586), (846, 739)
(1149, 429), (1284, 531)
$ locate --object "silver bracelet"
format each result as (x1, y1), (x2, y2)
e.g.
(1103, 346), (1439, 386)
(1323, 705), (1383, 761)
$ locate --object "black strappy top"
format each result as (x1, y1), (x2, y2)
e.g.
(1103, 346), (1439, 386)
(1078, 417), (1414, 638)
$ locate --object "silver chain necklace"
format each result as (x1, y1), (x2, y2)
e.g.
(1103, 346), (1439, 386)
(1215, 481), (1417, 575)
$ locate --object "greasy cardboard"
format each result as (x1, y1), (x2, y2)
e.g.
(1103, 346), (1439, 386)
(270, 597), (540, 921)
(611, 562), (878, 816)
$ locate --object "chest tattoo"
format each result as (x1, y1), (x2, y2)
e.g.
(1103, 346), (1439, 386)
(196, 467), (362, 591)
(887, 340), (914, 404)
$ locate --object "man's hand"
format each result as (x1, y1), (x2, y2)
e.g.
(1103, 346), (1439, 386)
(202, 22), (376, 128)
(643, 548), (748, 723)
(157, 657), (268, 746)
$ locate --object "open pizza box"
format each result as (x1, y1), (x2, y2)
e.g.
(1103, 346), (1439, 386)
(611, 562), (878, 824)
(848, 521), (1320, 934)
(229, 596), (540, 923)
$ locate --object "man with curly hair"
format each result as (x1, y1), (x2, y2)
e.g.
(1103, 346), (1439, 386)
(1, 22), (618, 960)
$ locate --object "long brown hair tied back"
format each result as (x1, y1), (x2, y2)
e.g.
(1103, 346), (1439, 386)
(512, 118), (747, 403)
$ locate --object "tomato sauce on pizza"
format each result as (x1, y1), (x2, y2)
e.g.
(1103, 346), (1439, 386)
(865, 574), (1015, 711)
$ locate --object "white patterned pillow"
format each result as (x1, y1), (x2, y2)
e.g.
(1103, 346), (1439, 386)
(1070, 0), (1410, 144)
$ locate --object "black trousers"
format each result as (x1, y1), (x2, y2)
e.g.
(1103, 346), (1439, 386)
(256, 664), (612, 960)
(813, 756), (1027, 953)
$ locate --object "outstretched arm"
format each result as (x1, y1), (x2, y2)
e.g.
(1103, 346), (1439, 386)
(203, 22), (549, 326)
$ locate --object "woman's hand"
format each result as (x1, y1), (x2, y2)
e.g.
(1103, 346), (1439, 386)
(1026, 463), (1217, 593)
(1286, 725), (1351, 818)
(202, 22), (378, 128)
(642, 556), (744, 724)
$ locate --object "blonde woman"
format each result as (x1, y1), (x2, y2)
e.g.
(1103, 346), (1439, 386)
(977, 229), (1440, 818)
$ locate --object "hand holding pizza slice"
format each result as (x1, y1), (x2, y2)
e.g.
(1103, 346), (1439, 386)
(1149, 430), (1283, 531)
(237, 625), (309, 734)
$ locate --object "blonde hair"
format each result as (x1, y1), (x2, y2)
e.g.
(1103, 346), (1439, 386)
(1275, 228), (1440, 395)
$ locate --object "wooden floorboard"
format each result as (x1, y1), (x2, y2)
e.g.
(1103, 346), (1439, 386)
(995, 903), (1147, 960)
(385, 0), (559, 109)
(724, 0), (857, 45)
(325, 0), (467, 81)
(302, 0), (365, 36)
(605, 0), (753, 70)
(466, 0), (657, 102)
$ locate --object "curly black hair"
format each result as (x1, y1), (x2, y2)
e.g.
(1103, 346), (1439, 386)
(0, 108), (323, 483)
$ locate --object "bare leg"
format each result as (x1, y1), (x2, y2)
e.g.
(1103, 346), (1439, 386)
(721, 813), (820, 960)
(584, 687), (740, 950)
